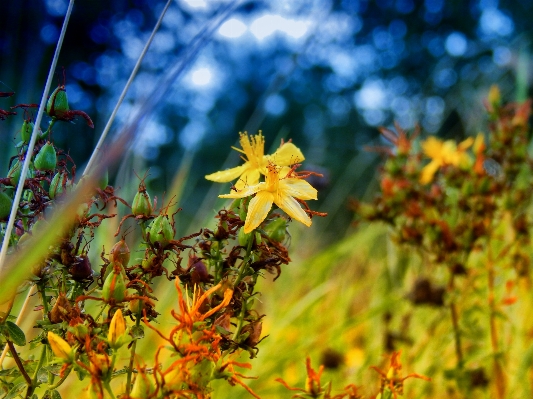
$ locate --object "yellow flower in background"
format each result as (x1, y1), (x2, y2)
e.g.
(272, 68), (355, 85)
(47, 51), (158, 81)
(205, 132), (305, 189)
(420, 136), (473, 184)
(47, 331), (74, 362)
(220, 163), (317, 233)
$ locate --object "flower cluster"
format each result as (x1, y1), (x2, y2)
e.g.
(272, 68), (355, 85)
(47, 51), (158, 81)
(206, 132), (324, 234)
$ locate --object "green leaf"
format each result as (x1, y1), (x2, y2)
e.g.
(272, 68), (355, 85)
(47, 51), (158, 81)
(5, 321), (26, 346)
(4, 382), (26, 399)
(43, 390), (62, 399)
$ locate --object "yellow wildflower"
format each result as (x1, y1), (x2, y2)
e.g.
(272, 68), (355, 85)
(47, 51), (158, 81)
(47, 331), (74, 362)
(220, 163), (317, 233)
(205, 132), (304, 189)
(108, 308), (127, 349)
(420, 136), (473, 184)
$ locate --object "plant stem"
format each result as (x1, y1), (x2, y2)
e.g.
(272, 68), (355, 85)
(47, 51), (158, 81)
(46, 366), (71, 390)
(26, 345), (47, 398)
(6, 341), (31, 386)
(125, 306), (142, 396)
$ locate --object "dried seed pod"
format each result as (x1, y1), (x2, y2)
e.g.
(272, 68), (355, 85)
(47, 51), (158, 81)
(110, 239), (130, 267)
(68, 255), (93, 281)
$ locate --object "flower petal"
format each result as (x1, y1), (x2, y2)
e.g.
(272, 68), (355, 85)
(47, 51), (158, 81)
(205, 163), (248, 183)
(235, 168), (261, 189)
(275, 193), (312, 227)
(244, 191), (274, 233)
(219, 183), (264, 199)
(280, 178), (317, 200)
(420, 160), (440, 184)
(267, 143), (305, 166)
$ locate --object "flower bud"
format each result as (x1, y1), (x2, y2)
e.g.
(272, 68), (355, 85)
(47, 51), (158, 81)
(132, 190), (152, 217)
(148, 215), (174, 247)
(264, 218), (287, 242)
(108, 309), (127, 349)
(7, 160), (30, 187)
(46, 85), (69, 118)
(188, 256), (209, 284)
(34, 142), (57, 171)
(102, 263), (127, 302)
(0, 191), (12, 221)
(47, 331), (74, 362)
(110, 239), (130, 267)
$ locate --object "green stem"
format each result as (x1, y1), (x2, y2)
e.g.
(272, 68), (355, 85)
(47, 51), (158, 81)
(46, 366), (71, 390)
(26, 345), (47, 398)
(233, 236), (254, 288)
(104, 380), (117, 399)
(125, 305), (142, 396)
(7, 340), (32, 386)
(231, 299), (247, 341)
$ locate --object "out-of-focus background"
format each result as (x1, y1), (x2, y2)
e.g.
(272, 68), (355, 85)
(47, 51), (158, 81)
(0, 1), (530, 397)
(0, 0), (526, 241)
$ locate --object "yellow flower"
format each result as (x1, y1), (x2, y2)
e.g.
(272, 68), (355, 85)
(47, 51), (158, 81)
(220, 163), (317, 233)
(205, 132), (304, 189)
(420, 136), (473, 184)
(47, 331), (74, 362)
(108, 308), (127, 349)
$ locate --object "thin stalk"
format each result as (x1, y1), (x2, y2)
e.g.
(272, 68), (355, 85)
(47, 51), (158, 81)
(0, 0), (75, 271)
(6, 340), (31, 386)
(82, 0), (173, 178)
(26, 345), (48, 398)
(46, 366), (71, 390)
(125, 305), (143, 396)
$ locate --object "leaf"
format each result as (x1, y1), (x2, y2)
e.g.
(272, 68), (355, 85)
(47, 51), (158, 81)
(4, 382), (26, 399)
(4, 321), (26, 346)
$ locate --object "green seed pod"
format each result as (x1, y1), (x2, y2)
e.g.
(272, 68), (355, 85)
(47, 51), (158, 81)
(132, 190), (152, 217)
(49, 172), (72, 199)
(264, 218), (287, 242)
(7, 160), (34, 187)
(130, 370), (155, 399)
(102, 263), (127, 302)
(20, 120), (34, 144)
(46, 86), (69, 118)
(148, 215), (174, 247)
(239, 200), (247, 222)
(110, 239), (130, 267)
(34, 142), (57, 171)
(98, 169), (109, 190)
(0, 191), (13, 221)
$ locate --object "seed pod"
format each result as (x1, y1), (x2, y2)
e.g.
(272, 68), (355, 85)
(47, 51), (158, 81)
(130, 370), (155, 399)
(102, 263), (127, 302)
(0, 191), (12, 221)
(264, 218), (287, 242)
(132, 190), (152, 217)
(20, 120), (34, 144)
(49, 172), (72, 199)
(46, 85), (69, 118)
(34, 142), (57, 171)
(98, 169), (109, 190)
(68, 255), (93, 281)
(110, 239), (130, 267)
(148, 215), (174, 247)
(7, 160), (21, 186)
(188, 256), (209, 284)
